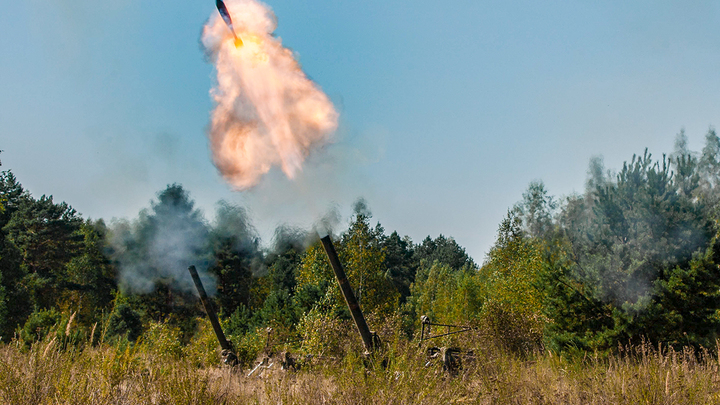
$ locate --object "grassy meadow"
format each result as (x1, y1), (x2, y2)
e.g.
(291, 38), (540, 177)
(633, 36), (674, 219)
(1, 321), (720, 405)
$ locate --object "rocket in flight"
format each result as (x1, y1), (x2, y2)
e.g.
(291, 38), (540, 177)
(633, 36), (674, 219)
(216, 0), (243, 47)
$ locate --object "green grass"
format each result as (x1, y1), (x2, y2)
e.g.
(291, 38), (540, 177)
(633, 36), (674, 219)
(1, 329), (720, 404)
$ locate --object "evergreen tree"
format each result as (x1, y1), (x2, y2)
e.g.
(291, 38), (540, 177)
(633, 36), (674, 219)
(382, 231), (416, 301)
(208, 201), (260, 315)
(699, 128), (720, 204)
(111, 184), (207, 328)
(5, 195), (83, 310)
(106, 302), (143, 342)
(62, 220), (118, 326)
(549, 148), (720, 351)
(0, 169), (27, 338)
(414, 235), (475, 271)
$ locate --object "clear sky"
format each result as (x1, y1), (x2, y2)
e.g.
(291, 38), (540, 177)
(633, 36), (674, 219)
(2, 0), (720, 262)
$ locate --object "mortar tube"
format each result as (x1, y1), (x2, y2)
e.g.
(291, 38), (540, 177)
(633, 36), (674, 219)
(188, 265), (232, 352)
(319, 235), (375, 353)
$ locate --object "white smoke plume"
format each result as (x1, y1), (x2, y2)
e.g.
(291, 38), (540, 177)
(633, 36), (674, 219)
(107, 185), (216, 295)
(202, 0), (339, 190)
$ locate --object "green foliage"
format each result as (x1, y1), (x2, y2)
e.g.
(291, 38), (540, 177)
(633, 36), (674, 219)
(295, 241), (334, 297)
(62, 220), (117, 327)
(139, 320), (183, 359)
(0, 171), (31, 339)
(111, 184), (208, 295)
(267, 250), (299, 293)
(0, 169), (111, 341)
(414, 234), (475, 270)
(405, 210), (547, 351)
(296, 209), (400, 324)
(699, 129), (720, 202)
(382, 231), (416, 300)
(105, 303), (143, 343)
(479, 211), (546, 350)
(514, 180), (558, 239)
(247, 273), (272, 310)
(572, 150), (711, 306)
(225, 304), (254, 338)
(5, 195), (83, 310)
(0, 171), (28, 224)
(540, 135), (720, 352)
(229, 326), (267, 367)
(7, 133), (720, 362)
(20, 308), (61, 343)
(648, 236), (720, 347)
(297, 306), (353, 357)
(207, 201), (259, 315)
(340, 210), (399, 317)
(540, 250), (615, 353)
(0, 283), (5, 341)
(108, 184), (210, 340)
(406, 262), (483, 326)
(254, 288), (298, 328)
(208, 240), (253, 313)
(183, 317), (222, 367)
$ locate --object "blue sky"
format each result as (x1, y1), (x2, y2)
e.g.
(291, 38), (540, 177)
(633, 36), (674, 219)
(2, 0), (720, 261)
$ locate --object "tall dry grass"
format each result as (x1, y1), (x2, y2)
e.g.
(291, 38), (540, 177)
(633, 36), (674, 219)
(1, 331), (720, 404)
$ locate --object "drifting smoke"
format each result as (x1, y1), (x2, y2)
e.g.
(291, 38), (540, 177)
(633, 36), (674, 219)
(213, 200), (260, 255)
(266, 205), (340, 256)
(271, 224), (311, 254)
(109, 185), (215, 295)
(558, 139), (714, 308)
(108, 183), (363, 294)
(202, 0), (339, 189)
(313, 205), (342, 239)
(212, 200), (265, 276)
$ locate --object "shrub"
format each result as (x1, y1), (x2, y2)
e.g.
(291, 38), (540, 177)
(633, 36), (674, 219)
(230, 327), (267, 367)
(20, 308), (61, 344)
(297, 306), (355, 358)
(105, 303), (143, 343)
(184, 317), (222, 368)
(139, 320), (183, 359)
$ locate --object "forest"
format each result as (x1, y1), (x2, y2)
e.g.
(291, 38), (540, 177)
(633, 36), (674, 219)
(3, 129), (720, 403)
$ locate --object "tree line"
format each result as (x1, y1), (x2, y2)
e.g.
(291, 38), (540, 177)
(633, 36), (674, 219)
(1, 129), (720, 357)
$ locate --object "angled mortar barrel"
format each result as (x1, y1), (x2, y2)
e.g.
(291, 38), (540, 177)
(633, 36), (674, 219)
(319, 235), (376, 353)
(187, 265), (237, 365)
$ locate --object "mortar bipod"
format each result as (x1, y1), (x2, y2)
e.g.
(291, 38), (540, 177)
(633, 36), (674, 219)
(418, 315), (476, 347)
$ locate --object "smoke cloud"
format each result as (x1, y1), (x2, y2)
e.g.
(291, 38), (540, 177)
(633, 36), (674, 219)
(201, 0), (339, 190)
(108, 185), (215, 295)
(313, 205), (342, 239)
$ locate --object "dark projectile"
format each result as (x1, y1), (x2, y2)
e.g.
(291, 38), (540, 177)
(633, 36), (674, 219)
(216, 0), (243, 47)
(216, 0), (235, 32)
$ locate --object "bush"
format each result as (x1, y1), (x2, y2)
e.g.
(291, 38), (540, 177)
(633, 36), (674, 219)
(481, 299), (543, 353)
(139, 320), (183, 359)
(105, 303), (143, 343)
(184, 317), (222, 368)
(297, 306), (355, 358)
(20, 308), (61, 343)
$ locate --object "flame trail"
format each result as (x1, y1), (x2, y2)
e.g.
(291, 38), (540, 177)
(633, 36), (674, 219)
(202, 0), (339, 189)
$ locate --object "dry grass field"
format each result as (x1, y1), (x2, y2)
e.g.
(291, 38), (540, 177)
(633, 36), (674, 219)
(2, 333), (720, 405)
